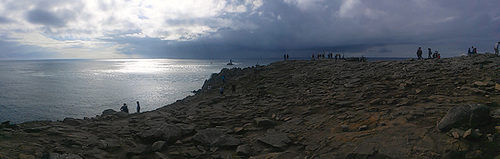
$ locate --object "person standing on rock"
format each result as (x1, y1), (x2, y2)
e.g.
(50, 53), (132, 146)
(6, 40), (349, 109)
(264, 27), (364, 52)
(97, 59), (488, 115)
(494, 42), (499, 56)
(428, 48), (432, 59)
(220, 86), (224, 95)
(120, 103), (129, 113)
(136, 101), (140, 113)
(416, 47), (423, 59)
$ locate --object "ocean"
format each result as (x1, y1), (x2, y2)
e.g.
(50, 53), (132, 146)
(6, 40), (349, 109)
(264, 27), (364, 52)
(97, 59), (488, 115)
(0, 58), (277, 124)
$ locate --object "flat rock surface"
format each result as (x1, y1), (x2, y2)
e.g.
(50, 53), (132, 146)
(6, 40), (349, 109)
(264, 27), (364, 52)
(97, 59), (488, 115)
(2, 54), (500, 158)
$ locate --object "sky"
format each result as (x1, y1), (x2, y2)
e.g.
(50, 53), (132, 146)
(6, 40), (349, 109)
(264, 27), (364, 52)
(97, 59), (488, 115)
(0, 0), (499, 59)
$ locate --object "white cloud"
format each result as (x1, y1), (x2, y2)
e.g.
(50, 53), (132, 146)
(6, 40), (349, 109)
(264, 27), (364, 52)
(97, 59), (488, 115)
(246, 0), (263, 11)
(336, 0), (385, 20)
(283, 0), (325, 11)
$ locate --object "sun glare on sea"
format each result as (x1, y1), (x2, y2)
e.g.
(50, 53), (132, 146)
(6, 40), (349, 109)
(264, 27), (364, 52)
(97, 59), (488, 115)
(105, 59), (169, 74)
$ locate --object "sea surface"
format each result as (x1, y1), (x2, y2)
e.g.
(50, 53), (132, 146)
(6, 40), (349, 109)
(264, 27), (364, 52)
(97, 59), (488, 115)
(0, 58), (277, 123)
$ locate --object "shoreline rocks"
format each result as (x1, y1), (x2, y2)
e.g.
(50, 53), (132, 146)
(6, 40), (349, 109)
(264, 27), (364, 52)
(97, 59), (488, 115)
(2, 54), (500, 158)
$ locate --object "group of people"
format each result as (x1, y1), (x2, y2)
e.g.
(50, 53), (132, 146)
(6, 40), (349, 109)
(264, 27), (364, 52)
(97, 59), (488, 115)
(467, 46), (478, 56)
(311, 52), (344, 60)
(416, 47), (440, 59)
(283, 54), (290, 60)
(120, 101), (140, 113)
(466, 42), (500, 56)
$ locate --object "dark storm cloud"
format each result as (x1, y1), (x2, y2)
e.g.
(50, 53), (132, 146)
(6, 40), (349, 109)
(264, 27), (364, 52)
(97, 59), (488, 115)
(377, 48), (393, 53)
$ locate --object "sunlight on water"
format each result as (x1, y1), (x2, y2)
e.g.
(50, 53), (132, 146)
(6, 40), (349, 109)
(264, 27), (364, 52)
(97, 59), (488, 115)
(0, 58), (277, 123)
(101, 59), (209, 74)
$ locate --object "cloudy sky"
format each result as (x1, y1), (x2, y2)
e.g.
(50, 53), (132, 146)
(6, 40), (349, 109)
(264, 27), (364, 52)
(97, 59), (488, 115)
(0, 0), (499, 59)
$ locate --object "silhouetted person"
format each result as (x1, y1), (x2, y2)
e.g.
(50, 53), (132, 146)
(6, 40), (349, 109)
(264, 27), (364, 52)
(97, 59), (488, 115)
(284, 54), (287, 61)
(222, 75), (225, 83)
(220, 86), (224, 95)
(472, 46), (477, 54)
(428, 48), (432, 59)
(468, 48), (471, 56)
(416, 47), (423, 59)
(120, 103), (129, 113)
(495, 42), (499, 56)
(136, 101), (140, 113)
(286, 54), (289, 60)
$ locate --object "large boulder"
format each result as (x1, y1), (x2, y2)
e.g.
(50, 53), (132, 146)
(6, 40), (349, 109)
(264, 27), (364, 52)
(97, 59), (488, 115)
(101, 109), (116, 115)
(137, 123), (183, 143)
(437, 103), (490, 132)
(192, 128), (240, 147)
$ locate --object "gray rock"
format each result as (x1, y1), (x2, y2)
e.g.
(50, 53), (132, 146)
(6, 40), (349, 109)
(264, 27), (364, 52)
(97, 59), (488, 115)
(126, 145), (148, 156)
(63, 118), (83, 126)
(254, 117), (275, 128)
(193, 128), (240, 147)
(358, 125), (368, 131)
(177, 124), (196, 136)
(470, 104), (490, 127)
(491, 109), (500, 121)
(182, 146), (202, 157)
(155, 152), (169, 159)
(463, 129), (472, 139)
(348, 143), (376, 158)
(337, 101), (354, 107)
(49, 153), (83, 159)
(249, 151), (302, 159)
(137, 124), (182, 143)
(449, 128), (464, 139)
(98, 139), (121, 151)
(24, 126), (50, 133)
(437, 103), (490, 132)
(101, 109), (116, 115)
(257, 133), (291, 148)
(151, 141), (166, 151)
(115, 111), (129, 118)
(462, 129), (482, 140)
(341, 125), (349, 132)
(236, 144), (251, 155)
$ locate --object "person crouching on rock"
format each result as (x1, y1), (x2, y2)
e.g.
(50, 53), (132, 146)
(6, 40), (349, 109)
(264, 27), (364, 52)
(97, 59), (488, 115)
(120, 103), (129, 113)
